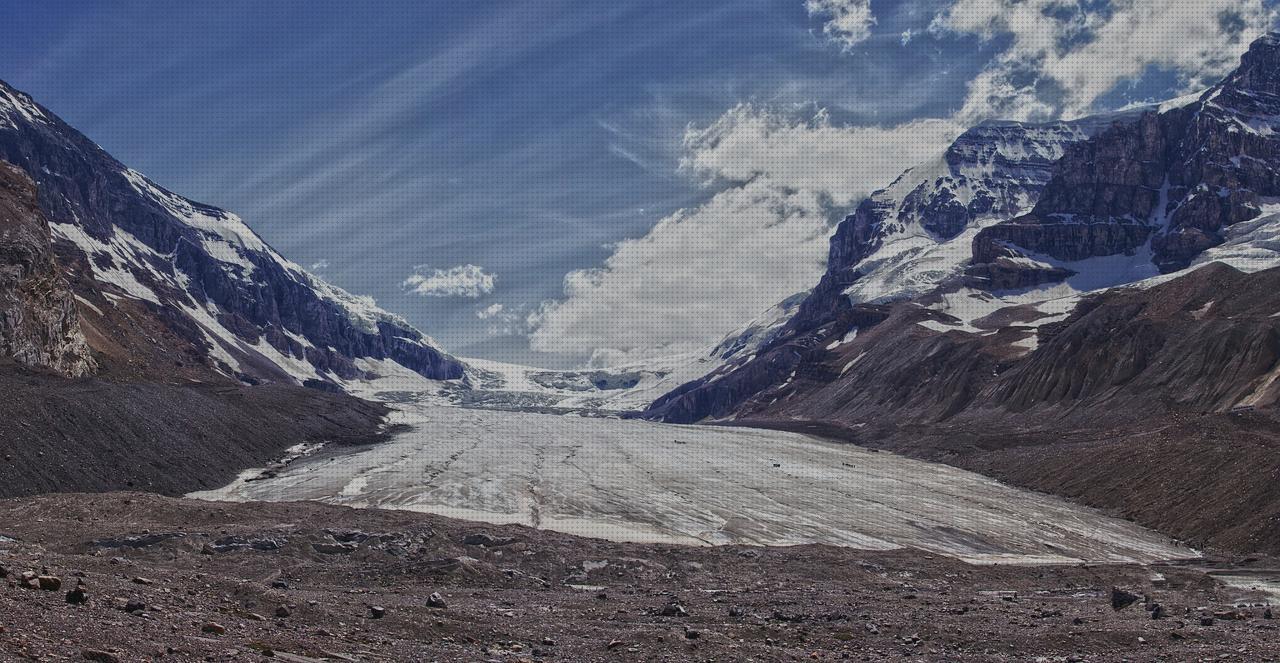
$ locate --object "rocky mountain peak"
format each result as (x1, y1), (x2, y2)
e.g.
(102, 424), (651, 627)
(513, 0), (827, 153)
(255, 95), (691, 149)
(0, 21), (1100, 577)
(966, 31), (1280, 285)
(1224, 31), (1280, 94)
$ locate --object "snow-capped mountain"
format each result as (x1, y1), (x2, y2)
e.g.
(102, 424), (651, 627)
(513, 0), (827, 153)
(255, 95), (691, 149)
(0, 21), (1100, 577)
(0, 79), (464, 387)
(786, 109), (1152, 337)
(648, 33), (1280, 425)
(648, 107), (1149, 421)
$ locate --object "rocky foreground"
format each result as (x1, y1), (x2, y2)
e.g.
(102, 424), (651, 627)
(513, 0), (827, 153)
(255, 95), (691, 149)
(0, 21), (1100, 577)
(0, 493), (1278, 662)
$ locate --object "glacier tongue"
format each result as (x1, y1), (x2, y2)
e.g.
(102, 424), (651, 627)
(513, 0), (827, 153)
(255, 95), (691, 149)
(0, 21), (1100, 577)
(190, 402), (1193, 565)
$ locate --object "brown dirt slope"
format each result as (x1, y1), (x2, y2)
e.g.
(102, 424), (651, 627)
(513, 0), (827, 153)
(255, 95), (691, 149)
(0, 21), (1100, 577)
(0, 361), (389, 498)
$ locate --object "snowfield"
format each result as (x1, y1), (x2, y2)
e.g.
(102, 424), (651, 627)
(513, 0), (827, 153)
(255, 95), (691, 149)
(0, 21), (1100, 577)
(192, 403), (1192, 565)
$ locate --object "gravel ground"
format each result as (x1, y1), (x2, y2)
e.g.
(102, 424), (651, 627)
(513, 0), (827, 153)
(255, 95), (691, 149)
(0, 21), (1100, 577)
(0, 492), (1278, 662)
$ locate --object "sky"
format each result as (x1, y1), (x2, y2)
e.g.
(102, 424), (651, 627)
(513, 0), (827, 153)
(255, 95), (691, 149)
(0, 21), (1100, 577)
(2, 0), (1276, 367)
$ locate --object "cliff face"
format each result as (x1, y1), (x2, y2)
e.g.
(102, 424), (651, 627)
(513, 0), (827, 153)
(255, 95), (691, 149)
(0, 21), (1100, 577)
(0, 81), (463, 388)
(0, 161), (93, 377)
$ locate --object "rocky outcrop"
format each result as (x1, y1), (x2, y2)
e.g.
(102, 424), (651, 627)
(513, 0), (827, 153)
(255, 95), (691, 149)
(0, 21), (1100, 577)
(0, 80), (463, 386)
(970, 33), (1280, 284)
(0, 161), (93, 376)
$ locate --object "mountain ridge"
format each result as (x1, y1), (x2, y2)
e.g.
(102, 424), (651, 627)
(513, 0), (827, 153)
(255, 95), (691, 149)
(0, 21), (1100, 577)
(0, 78), (464, 387)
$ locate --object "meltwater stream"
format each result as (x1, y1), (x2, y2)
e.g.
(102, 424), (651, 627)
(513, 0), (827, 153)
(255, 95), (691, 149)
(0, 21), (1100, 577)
(190, 403), (1193, 565)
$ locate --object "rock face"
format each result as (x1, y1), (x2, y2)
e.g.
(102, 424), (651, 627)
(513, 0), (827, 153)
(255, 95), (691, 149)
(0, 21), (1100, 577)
(0, 160), (93, 376)
(969, 33), (1280, 284)
(0, 80), (463, 387)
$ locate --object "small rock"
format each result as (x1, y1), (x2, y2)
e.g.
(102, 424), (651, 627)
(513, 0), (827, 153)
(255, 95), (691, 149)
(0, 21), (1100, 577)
(1200, 616), (1215, 627)
(17, 571), (38, 589)
(1265, 607), (1274, 619)
(463, 533), (513, 547)
(1151, 603), (1166, 620)
(271, 579), (290, 589)
(81, 650), (120, 663)
(37, 575), (62, 591)
(203, 536), (285, 554)
(201, 622), (227, 635)
(660, 603), (688, 617)
(91, 533), (185, 549)
(1111, 587), (1140, 611)
(541, 638), (555, 646)
(65, 582), (88, 605)
(427, 592), (448, 609)
(684, 628), (700, 640)
(311, 541), (358, 554)
(606, 640), (624, 650)
(369, 605), (386, 619)
(131, 576), (153, 585)
(276, 605), (292, 618)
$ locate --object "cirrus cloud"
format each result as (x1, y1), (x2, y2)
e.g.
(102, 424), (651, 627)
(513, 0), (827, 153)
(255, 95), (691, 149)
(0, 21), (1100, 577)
(403, 264), (496, 298)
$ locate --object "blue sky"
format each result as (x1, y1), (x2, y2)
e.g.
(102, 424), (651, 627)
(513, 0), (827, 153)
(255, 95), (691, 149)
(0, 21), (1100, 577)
(3, 0), (1275, 366)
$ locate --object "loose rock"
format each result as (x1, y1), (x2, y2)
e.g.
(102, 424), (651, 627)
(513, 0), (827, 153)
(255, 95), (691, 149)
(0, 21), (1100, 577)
(1111, 587), (1140, 611)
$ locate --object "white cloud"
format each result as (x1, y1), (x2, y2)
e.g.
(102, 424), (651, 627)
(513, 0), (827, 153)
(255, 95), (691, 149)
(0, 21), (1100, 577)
(310, 259), (330, 271)
(476, 303), (505, 319)
(530, 104), (962, 363)
(529, 180), (834, 360)
(932, 0), (1277, 121)
(681, 104), (961, 205)
(807, 0), (877, 49)
(403, 264), (496, 298)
